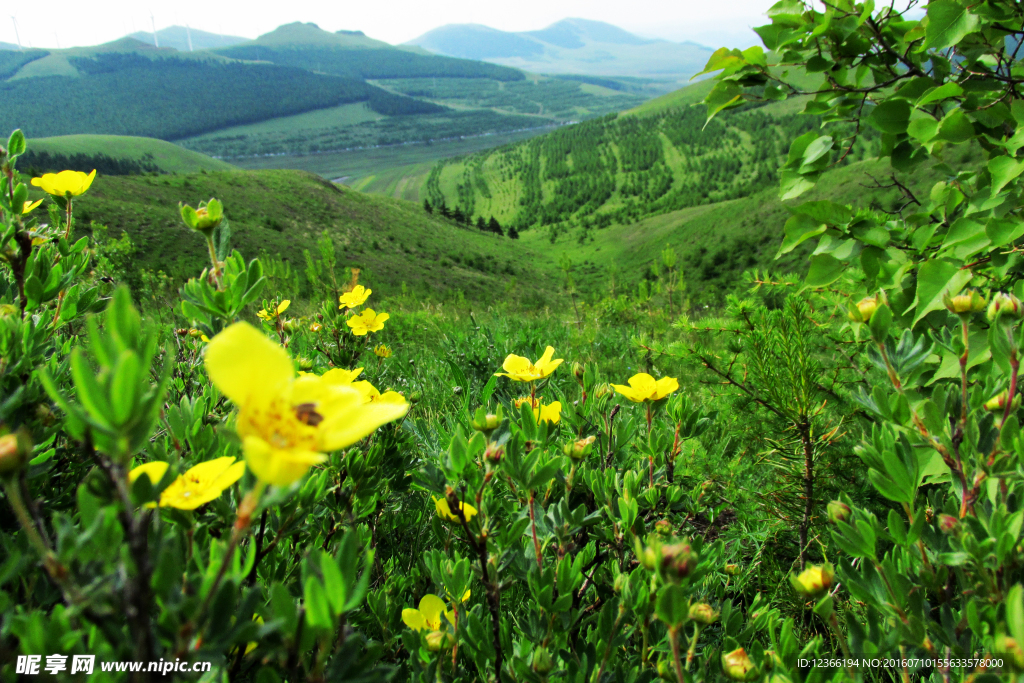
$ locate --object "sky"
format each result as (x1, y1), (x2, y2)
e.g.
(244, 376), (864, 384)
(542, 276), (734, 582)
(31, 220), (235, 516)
(2, 0), (770, 51)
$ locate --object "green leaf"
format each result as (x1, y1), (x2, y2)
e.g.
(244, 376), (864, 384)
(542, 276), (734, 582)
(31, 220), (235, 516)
(6, 130), (26, 157)
(303, 577), (333, 631)
(910, 259), (972, 325)
(1008, 584), (1024, 648)
(916, 83), (963, 107)
(989, 156), (1024, 195)
(704, 81), (745, 126)
(934, 109), (974, 143)
(869, 100), (912, 134)
(925, 0), (980, 49)
(655, 584), (689, 627)
(320, 552), (346, 617)
(804, 254), (844, 288)
(778, 214), (826, 255)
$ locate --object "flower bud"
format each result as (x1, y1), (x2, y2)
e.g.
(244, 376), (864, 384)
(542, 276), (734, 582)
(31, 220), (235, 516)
(531, 646), (554, 674)
(282, 319), (297, 333)
(175, 327), (190, 336)
(309, 322), (323, 332)
(722, 563), (741, 576)
(938, 514), (958, 534)
(722, 647), (758, 681)
(984, 391), (1020, 413)
(988, 292), (1024, 323)
(0, 430), (31, 476)
(594, 383), (614, 400)
(943, 289), (986, 315)
(997, 634), (1024, 670)
(790, 564), (834, 598)
(827, 500), (852, 525)
(688, 602), (719, 625)
(571, 361), (585, 381)
(613, 573), (627, 594)
(659, 541), (696, 583)
(180, 198), (224, 237)
(484, 443), (504, 464)
(408, 391), (423, 403)
(297, 356), (313, 371)
(654, 519), (673, 536)
(424, 630), (452, 652)
(563, 435), (596, 461)
(639, 544), (659, 570)
(656, 659), (675, 681)
(35, 403), (56, 427)
(188, 328), (203, 338)
(471, 413), (501, 432)
(848, 296), (878, 323)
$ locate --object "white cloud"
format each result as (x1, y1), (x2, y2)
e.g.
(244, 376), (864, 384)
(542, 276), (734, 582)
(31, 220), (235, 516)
(3, 0), (774, 50)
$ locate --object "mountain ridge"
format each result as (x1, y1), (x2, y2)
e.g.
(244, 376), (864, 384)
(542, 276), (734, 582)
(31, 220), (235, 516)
(406, 18), (714, 79)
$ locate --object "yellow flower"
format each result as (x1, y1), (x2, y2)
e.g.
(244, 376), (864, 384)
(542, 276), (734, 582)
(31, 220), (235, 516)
(722, 647), (758, 681)
(446, 588), (471, 603)
(790, 564), (834, 597)
(321, 367), (363, 385)
(402, 594), (451, 632)
(374, 344), (392, 358)
(257, 300), (290, 321)
(128, 457), (246, 510)
(611, 373), (679, 403)
(434, 496), (478, 522)
(495, 346), (563, 382)
(346, 309), (389, 336)
(351, 380), (407, 406)
(31, 169), (96, 197)
(339, 285), (371, 309)
(22, 199), (43, 215)
(309, 322), (323, 332)
(513, 396), (562, 424)
(204, 323), (409, 486)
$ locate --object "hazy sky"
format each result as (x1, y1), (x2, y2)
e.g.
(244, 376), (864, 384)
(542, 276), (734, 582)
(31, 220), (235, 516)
(3, 0), (770, 51)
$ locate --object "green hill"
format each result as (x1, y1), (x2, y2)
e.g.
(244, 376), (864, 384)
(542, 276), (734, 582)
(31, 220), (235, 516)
(127, 26), (248, 51)
(35, 169), (557, 304)
(22, 135), (235, 174)
(214, 23), (524, 81)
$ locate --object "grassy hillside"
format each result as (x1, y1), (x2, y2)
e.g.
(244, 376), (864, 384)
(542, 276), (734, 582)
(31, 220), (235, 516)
(127, 26), (248, 51)
(41, 169), (558, 304)
(24, 135), (235, 174)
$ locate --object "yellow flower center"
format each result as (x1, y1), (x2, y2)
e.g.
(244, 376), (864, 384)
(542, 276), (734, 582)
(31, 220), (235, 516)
(239, 397), (322, 452)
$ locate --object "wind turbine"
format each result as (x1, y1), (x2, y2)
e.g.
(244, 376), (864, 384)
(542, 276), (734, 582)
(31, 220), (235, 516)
(186, 23), (194, 51)
(10, 16), (22, 50)
(151, 13), (159, 47)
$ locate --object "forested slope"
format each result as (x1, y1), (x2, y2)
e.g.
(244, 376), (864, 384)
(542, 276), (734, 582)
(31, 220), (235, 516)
(423, 96), (876, 231)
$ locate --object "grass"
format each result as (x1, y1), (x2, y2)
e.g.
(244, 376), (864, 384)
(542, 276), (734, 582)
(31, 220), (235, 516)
(183, 103), (385, 141)
(49, 169), (561, 305)
(28, 135), (236, 174)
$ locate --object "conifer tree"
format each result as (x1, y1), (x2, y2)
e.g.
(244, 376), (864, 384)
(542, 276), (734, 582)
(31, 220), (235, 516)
(488, 216), (503, 236)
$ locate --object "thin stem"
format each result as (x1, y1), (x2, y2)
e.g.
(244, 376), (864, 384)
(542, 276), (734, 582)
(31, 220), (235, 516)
(685, 623), (701, 670)
(669, 625), (686, 683)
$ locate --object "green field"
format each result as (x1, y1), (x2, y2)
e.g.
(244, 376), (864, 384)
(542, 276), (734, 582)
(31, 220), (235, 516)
(28, 134), (235, 174)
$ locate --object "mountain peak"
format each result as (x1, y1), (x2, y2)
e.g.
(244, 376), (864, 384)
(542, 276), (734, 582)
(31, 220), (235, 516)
(526, 18), (653, 48)
(251, 22), (388, 49)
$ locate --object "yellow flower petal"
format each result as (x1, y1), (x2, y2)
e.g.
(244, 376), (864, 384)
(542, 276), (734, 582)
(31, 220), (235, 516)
(22, 199), (43, 214)
(30, 169), (96, 196)
(276, 300), (290, 315)
(339, 285), (371, 309)
(242, 436), (326, 487)
(402, 608), (427, 632)
(495, 347), (563, 381)
(205, 323), (293, 407)
(321, 368), (363, 385)
(317, 399), (409, 451)
(418, 594), (448, 631)
(128, 461), (169, 486)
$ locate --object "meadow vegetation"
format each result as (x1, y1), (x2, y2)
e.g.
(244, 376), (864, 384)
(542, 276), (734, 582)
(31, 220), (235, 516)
(2, 1), (1024, 683)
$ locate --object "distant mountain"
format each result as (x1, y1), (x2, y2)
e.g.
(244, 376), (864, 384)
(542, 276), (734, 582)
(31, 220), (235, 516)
(127, 26), (248, 52)
(0, 42), (20, 51)
(406, 18), (714, 80)
(215, 22), (523, 81)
